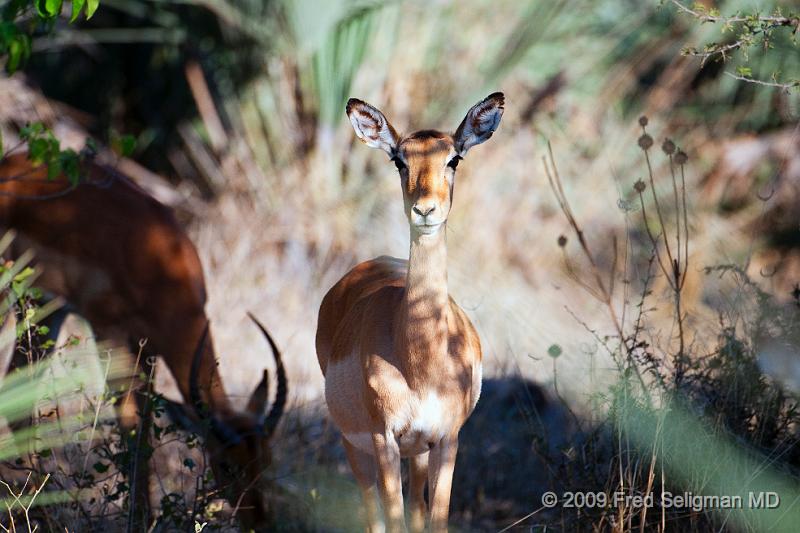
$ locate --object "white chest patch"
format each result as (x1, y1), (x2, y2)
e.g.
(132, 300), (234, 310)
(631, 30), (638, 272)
(395, 391), (448, 455)
(341, 391), (450, 457)
(408, 391), (446, 436)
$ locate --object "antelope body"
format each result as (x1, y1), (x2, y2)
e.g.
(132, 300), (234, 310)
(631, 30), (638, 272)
(316, 93), (504, 532)
(0, 153), (285, 530)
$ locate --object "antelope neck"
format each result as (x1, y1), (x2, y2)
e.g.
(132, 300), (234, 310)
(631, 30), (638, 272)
(398, 225), (450, 389)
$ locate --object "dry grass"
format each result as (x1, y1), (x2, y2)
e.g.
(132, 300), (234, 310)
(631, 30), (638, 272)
(2, 0), (799, 530)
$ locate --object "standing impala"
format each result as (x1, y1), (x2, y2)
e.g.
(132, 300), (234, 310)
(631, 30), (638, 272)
(0, 152), (286, 530)
(316, 93), (504, 532)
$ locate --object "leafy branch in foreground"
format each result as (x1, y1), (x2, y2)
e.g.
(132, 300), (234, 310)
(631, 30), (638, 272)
(1, 0), (100, 74)
(666, 0), (800, 91)
(0, 122), (136, 188)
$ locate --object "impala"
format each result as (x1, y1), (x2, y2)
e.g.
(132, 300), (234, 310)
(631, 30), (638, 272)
(316, 93), (504, 532)
(0, 152), (286, 530)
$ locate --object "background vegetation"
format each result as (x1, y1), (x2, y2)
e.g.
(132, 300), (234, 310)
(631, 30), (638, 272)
(0, 0), (799, 531)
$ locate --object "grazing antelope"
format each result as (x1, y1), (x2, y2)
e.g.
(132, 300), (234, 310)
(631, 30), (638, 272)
(0, 152), (286, 530)
(316, 93), (504, 532)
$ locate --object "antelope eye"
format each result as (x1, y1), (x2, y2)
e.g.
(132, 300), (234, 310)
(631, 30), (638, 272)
(391, 157), (407, 172)
(447, 156), (462, 170)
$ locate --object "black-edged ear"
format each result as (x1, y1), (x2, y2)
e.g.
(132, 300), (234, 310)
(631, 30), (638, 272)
(453, 92), (504, 155)
(346, 98), (400, 157)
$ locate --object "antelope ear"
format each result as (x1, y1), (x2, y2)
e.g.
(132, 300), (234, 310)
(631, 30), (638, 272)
(453, 92), (505, 155)
(346, 98), (400, 157)
(246, 369), (270, 418)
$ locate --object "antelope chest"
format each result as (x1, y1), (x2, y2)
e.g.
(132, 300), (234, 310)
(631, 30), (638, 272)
(396, 390), (450, 455)
(341, 390), (452, 457)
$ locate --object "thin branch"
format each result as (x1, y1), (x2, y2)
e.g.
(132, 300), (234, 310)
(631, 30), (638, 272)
(679, 160), (690, 289)
(724, 71), (799, 91)
(668, 0), (800, 91)
(668, 0), (798, 25)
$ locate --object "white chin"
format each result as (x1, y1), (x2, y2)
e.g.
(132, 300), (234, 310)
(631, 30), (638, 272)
(414, 224), (442, 235)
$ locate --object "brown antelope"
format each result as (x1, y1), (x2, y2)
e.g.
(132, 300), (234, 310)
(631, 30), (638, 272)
(316, 93), (504, 532)
(0, 152), (286, 530)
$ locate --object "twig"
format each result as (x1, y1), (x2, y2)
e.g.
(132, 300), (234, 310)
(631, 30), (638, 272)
(544, 143), (650, 397)
(668, 0), (798, 25)
(667, 0), (800, 91)
(497, 505), (546, 533)
(634, 119), (691, 386)
(724, 71), (799, 91)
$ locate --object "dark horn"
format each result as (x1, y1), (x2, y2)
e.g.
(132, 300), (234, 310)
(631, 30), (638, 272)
(189, 321), (242, 445)
(247, 312), (287, 439)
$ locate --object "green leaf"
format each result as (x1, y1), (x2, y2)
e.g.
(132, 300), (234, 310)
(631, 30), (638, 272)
(46, 0), (63, 17)
(28, 138), (48, 163)
(6, 36), (21, 73)
(59, 149), (80, 184)
(119, 134), (135, 157)
(36, 0), (62, 18)
(86, 0), (99, 19)
(70, 0), (85, 22)
(736, 66), (753, 78)
(47, 158), (61, 180)
(20, 123), (44, 141)
(13, 266), (35, 283)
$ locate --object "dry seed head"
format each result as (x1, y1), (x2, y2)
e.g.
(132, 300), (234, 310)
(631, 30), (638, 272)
(638, 116), (649, 127)
(638, 134), (653, 150)
(634, 179), (646, 193)
(662, 139), (676, 155)
(675, 150), (688, 165)
(557, 235), (567, 247)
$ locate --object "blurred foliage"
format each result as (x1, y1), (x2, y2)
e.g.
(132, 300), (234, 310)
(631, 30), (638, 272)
(0, 0), (98, 74)
(1, 1), (798, 530)
(7, 0), (794, 183)
(667, 0), (799, 91)
(0, 121), (134, 184)
(0, 232), (215, 531)
(0, 232), (112, 525)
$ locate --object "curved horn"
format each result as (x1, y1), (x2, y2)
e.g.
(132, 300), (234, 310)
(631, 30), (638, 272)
(246, 369), (270, 422)
(247, 312), (287, 440)
(189, 322), (242, 445)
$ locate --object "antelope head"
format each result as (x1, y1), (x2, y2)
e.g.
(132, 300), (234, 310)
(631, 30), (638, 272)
(346, 92), (505, 236)
(180, 313), (287, 528)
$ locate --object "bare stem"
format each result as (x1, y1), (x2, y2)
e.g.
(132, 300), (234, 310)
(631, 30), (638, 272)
(544, 143), (649, 396)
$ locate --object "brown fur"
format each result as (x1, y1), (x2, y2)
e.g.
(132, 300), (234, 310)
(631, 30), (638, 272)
(0, 153), (280, 529)
(318, 93), (503, 533)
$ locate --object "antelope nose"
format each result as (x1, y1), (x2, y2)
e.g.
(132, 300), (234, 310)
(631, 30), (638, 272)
(412, 203), (436, 217)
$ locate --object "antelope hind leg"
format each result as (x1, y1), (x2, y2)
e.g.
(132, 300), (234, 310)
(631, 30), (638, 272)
(343, 437), (383, 533)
